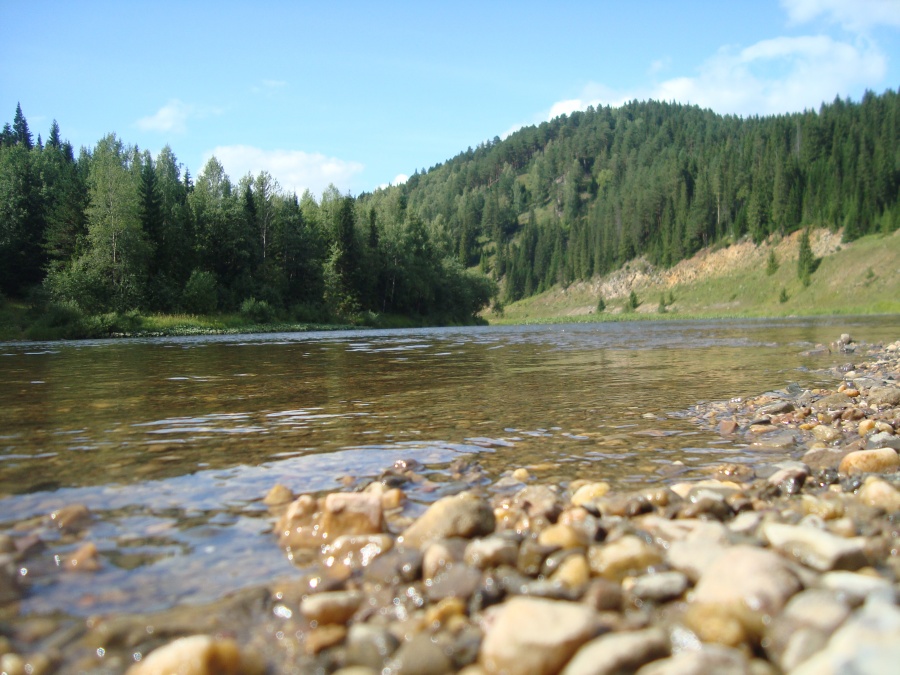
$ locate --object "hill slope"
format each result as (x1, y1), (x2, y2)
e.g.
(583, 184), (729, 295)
(487, 228), (900, 323)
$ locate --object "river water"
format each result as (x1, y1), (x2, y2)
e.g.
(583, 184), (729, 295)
(0, 316), (897, 620)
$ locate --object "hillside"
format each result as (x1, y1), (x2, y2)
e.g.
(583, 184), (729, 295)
(487, 228), (900, 323)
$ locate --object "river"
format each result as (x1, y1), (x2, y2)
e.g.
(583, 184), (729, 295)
(0, 316), (896, 621)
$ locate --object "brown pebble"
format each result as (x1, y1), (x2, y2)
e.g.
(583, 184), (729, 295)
(305, 625), (348, 655)
(838, 448), (900, 474)
(65, 542), (100, 572)
(49, 504), (91, 532)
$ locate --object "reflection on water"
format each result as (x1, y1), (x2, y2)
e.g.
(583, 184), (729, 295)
(0, 316), (896, 615)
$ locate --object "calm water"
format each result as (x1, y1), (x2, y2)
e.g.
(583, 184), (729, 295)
(1, 316), (897, 616)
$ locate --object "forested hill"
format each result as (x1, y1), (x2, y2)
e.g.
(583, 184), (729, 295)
(1, 91), (898, 331)
(361, 90), (898, 304)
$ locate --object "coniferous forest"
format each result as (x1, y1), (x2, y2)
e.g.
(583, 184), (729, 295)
(0, 90), (897, 335)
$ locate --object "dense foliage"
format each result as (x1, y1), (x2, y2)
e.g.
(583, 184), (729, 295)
(0, 107), (495, 326)
(1, 90), (897, 327)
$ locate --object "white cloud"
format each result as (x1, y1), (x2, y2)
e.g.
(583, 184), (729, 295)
(262, 79), (288, 88)
(654, 35), (886, 116)
(136, 99), (194, 134)
(206, 145), (364, 197)
(781, 0), (900, 32)
(546, 32), (886, 120)
(375, 173), (410, 191)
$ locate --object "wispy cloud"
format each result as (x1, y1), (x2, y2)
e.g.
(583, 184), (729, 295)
(781, 0), (900, 32)
(206, 145), (364, 197)
(136, 99), (194, 134)
(135, 99), (222, 134)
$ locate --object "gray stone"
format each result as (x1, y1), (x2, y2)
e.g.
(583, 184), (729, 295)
(479, 597), (599, 675)
(759, 401), (796, 415)
(629, 571), (689, 603)
(346, 624), (400, 670)
(465, 536), (520, 569)
(817, 570), (894, 605)
(426, 563), (482, 602)
(385, 632), (454, 675)
(812, 393), (853, 412)
(790, 592), (900, 675)
(762, 522), (867, 572)
(636, 644), (754, 675)
(866, 431), (900, 450)
(868, 386), (900, 407)
(561, 627), (669, 675)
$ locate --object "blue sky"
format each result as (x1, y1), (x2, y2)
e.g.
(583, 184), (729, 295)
(2, 1), (898, 198)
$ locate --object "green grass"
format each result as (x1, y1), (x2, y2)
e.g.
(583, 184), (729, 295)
(489, 228), (900, 325)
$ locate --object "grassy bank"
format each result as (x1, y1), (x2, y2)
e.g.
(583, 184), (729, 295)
(487, 228), (900, 325)
(0, 301), (487, 342)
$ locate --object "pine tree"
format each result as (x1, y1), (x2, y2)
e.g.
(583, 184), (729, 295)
(797, 229), (815, 286)
(13, 103), (33, 149)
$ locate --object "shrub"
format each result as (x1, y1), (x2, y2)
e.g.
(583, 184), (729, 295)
(240, 297), (276, 324)
(596, 295), (606, 312)
(182, 270), (218, 315)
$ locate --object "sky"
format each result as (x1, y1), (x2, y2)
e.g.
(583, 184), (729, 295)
(2, 1), (899, 198)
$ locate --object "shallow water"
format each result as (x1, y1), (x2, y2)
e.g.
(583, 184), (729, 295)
(0, 316), (896, 617)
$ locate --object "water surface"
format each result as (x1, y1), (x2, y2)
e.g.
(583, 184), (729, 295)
(1, 316), (895, 616)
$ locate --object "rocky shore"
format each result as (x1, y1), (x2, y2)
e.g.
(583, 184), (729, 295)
(2, 336), (899, 674)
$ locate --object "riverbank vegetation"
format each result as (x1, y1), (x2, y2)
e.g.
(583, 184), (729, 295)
(1, 90), (897, 339)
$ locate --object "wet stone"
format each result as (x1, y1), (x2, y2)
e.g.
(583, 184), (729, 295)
(301, 590), (364, 625)
(401, 492), (495, 549)
(125, 634), (264, 675)
(48, 504), (91, 533)
(0, 556), (21, 604)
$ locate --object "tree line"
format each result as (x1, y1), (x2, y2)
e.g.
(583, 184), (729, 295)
(0, 104), (495, 325)
(2, 90), (897, 326)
